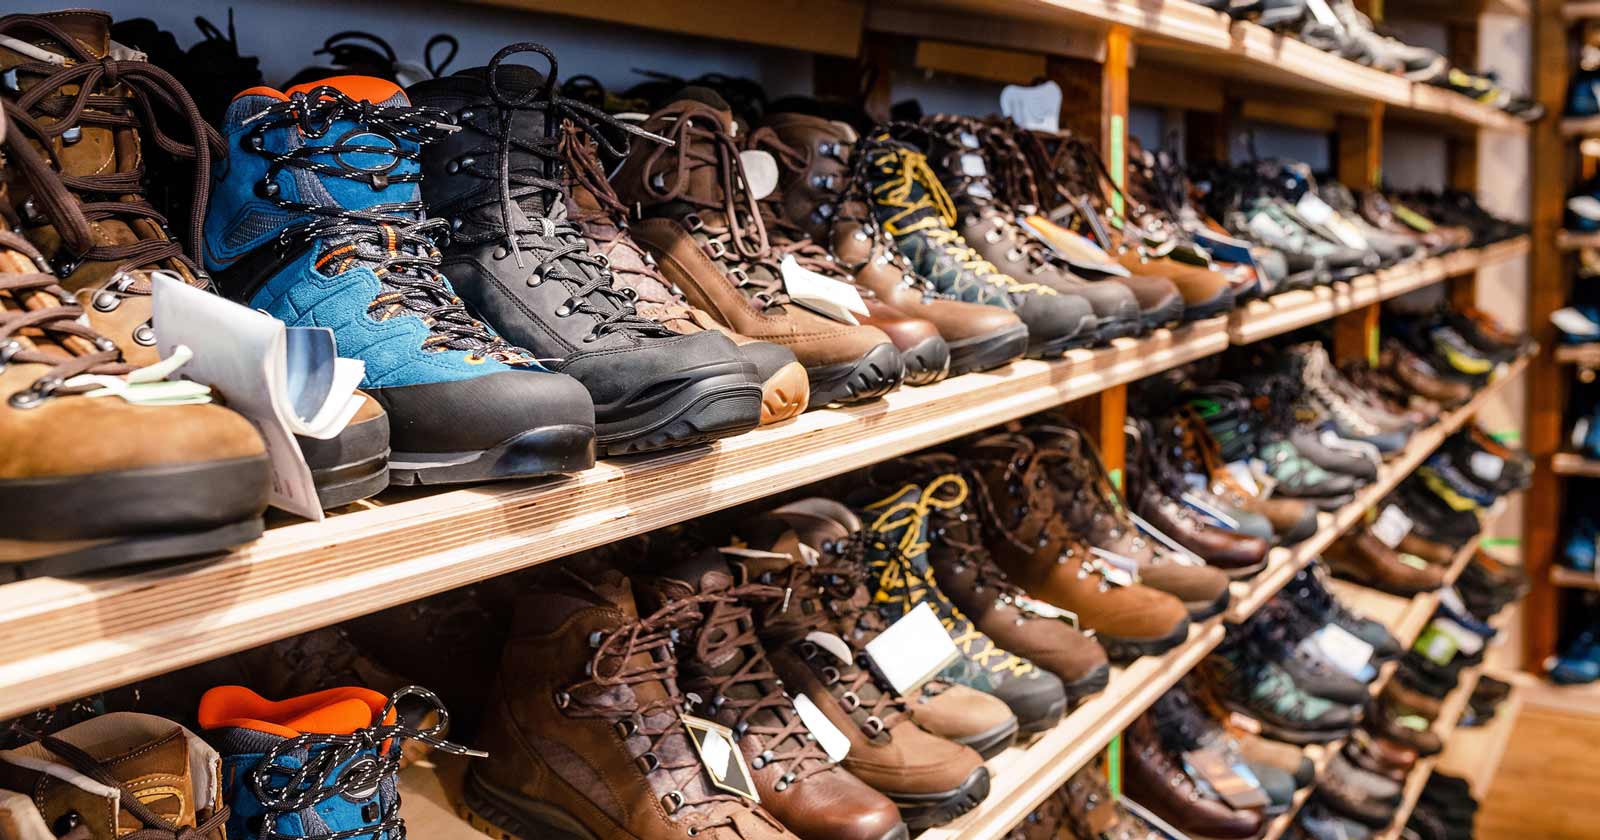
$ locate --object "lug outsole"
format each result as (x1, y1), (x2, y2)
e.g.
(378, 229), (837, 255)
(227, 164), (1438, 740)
(1097, 619), (1192, 662)
(388, 425), (595, 486)
(953, 715), (1020, 760)
(598, 374), (763, 456)
(900, 336), (953, 387)
(947, 323), (1029, 376)
(895, 766), (992, 831)
(807, 342), (905, 407)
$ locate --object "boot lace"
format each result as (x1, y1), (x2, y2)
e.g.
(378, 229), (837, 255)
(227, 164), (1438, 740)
(968, 441), (1117, 591)
(0, 230), (128, 408)
(923, 118), (1060, 279)
(238, 86), (529, 362)
(0, 15), (224, 287)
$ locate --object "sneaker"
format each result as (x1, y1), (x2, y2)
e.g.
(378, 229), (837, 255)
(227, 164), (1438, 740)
(205, 77), (596, 484)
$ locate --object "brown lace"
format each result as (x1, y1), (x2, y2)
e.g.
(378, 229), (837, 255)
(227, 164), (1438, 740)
(687, 583), (834, 787)
(0, 230), (129, 399)
(0, 16), (223, 287)
(631, 105), (790, 309)
(743, 126), (856, 279)
(558, 126), (697, 330)
(29, 732), (230, 840)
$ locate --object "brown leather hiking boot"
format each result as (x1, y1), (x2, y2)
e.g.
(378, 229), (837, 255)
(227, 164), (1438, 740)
(728, 507), (993, 829)
(1026, 421), (1233, 619)
(462, 567), (799, 840)
(760, 111), (1027, 377)
(1169, 408), (1321, 545)
(1123, 715), (1263, 839)
(1326, 528), (1444, 597)
(863, 454), (1110, 701)
(0, 221), (269, 578)
(1060, 758), (1144, 840)
(962, 433), (1191, 660)
(562, 128), (810, 424)
(0, 11), (221, 365)
(0, 712), (228, 839)
(1126, 418), (1271, 578)
(635, 551), (908, 840)
(1005, 788), (1065, 840)
(613, 88), (902, 408)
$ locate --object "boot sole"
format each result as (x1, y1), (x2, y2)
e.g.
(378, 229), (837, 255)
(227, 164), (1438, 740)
(900, 336), (953, 386)
(310, 451), (391, 509)
(1025, 313), (1101, 359)
(597, 373), (763, 456)
(1015, 694), (1068, 736)
(947, 323), (1029, 376)
(1063, 663), (1112, 702)
(1186, 587), (1233, 621)
(1097, 619), (1192, 662)
(893, 766), (991, 831)
(460, 772), (600, 840)
(0, 454), (271, 577)
(1141, 296), (1188, 332)
(1221, 701), (1353, 744)
(807, 342), (904, 407)
(953, 716), (1020, 759)
(1095, 314), (1146, 343)
(759, 360), (811, 424)
(388, 425), (595, 486)
(1181, 290), (1237, 321)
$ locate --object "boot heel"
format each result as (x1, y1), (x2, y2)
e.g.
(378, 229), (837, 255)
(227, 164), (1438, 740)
(459, 773), (593, 840)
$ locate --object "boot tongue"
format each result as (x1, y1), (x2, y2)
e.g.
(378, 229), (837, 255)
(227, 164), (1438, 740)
(445, 64), (558, 218)
(34, 10), (111, 58)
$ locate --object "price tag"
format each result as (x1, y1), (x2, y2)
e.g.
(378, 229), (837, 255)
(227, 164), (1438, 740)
(1371, 505), (1415, 549)
(1304, 624), (1374, 679)
(1413, 625), (1459, 666)
(780, 255), (868, 325)
(682, 714), (760, 802)
(863, 602), (962, 696)
(803, 631), (854, 666)
(793, 694), (852, 762)
(1470, 451), (1505, 483)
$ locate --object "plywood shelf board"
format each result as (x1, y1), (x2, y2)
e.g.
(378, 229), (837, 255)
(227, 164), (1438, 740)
(1550, 565), (1600, 590)
(1552, 452), (1600, 476)
(916, 618), (1227, 840)
(1554, 344), (1600, 367)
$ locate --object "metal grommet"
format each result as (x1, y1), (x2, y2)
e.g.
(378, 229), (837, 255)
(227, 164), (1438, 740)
(133, 324), (157, 346)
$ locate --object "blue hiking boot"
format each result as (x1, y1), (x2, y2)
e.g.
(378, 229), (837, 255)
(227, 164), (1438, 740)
(204, 76), (595, 485)
(1551, 630), (1600, 685)
(199, 685), (481, 840)
(1565, 518), (1598, 572)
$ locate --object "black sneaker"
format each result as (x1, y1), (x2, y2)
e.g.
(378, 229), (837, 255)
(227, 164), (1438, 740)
(411, 45), (764, 455)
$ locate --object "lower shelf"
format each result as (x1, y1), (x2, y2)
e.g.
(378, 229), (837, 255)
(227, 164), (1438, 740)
(1373, 664), (1485, 840)
(1550, 565), (1600, 591)
(1435, 671), (1531, 798)
(1551, 452), (1600, 477)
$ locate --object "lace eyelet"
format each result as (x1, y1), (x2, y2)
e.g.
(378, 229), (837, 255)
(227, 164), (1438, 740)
(92, 290), (121, 312)
(0, 340), (20, 370)
(133, 324), (157, 346)
(637, 752), (660, 773)
(255, 180), (280, 199)
(553, 690), (571, 710)
(661, 791), (685, 813)
(863, 716), (884, 736)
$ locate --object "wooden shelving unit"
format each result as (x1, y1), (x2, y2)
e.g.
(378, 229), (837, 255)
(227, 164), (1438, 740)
(1564, 0), (1600, 19)
(1554, 343), (1600, 366)
(1551, 565), (1600, 589)
(1372, 665), (1485, 840)
(1436, 671), (1533, 797)
(1552, 451), (1600, 475)
(1558, 229), (1600, 250)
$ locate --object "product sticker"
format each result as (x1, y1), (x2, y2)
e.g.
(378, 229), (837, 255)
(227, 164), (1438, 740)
(682, 714), (760, 802)
(1469, 451), (1505, 483)
(863, 602), (962, 695)
(1371, 505), (1415, 549)
(1306, 624), (1375, 679)
(793, 694), (852, 762)
(780, 255), (868, 325)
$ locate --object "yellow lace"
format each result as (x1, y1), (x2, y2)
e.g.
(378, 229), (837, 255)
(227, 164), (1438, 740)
(864, 475), (1036, 678)
(867, 146), (1056, 296)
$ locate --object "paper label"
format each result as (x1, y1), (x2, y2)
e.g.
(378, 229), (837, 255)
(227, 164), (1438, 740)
(1413, 625), (1460, 666)
(1470, 451), (1505, 483)
(153, 274), (365, 520)
(1429, 617), (1486, 656)
(1306, 624), (1375, 679)
(780, 255), (867, 325)
(1005, 593), (1082, 629)
(1129, 512), (1207, 566)
(863, 602), (962, 696)
(1296, 192), (1335, 226)
(1247, 211), (1289, 242)
(740, 149), (778, 202)
(682, 714), (760, 802)
(1182, 492), (1240, 530)
(804, 631), (854, 666)
(793, 694), (851, 763)
(1184, 744), (1271, 810)
(1371, 505), (1415, 549)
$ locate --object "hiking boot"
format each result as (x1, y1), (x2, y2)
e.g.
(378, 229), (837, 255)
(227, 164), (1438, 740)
(1326, 529), (1444, 597)
(296, 391), (391, 508)
(864, 454), (1111, 701)
(761, 111), (1027, 376)
(962, 433), (1192, 660)
(916, 116), (1141, 343)
(1169, 408), (1320, 545)
(637, 552), (908, 840)
(1123, 714), (1263, 839)
(1126, 419), (1270, 578)
(729, 508), (994, 828)
(1285, 565), (1402, 660)
(1026, 422), (1232, 618)
(1200, 632), (1355, 744)
(0, 221), (270, 578)
(205, 76), (596, 484)
(854, 479), (1070, 734)
(0, 712), (229, 838)
(447, 568), (800, 839)
(613, 88), (903, 408)
(561, 122), (809, 424)
(0, 11), (219, 366)
(412, 49), (763, 454)
(859, 134), (1098, 357)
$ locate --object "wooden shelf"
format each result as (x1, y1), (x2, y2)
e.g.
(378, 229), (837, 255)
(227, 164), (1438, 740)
(1552, 452), (1600, 476)
(1554, 343), (1600, 367)
(1550, 565), (1600, 590)
(1558, 229), (1600, 250)
(1373, 665), (1484, 840)
(1564, 0), (1600, 20)
(1435, 671), (1532, 798)
(916, 617), (1227, 840)
(1227, 241), (1529, 346)
(1226, 358), (1528, 623)
(0, 321), (1235, 720)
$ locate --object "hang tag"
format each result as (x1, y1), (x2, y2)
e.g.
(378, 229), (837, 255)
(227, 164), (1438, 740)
(1005, 593), (1082, 629)
(1469, 451), (1505, 483)
(740, 149), (779, 202)
(780, 255), (867, 325)
(66, 346), (215, 406)
(1412, 625), (1460, 666)
(792, 694), (851, 763)
(863, 602), (963, 696)
(1089, 549), (1139, 586)
(682, 714), (760, 802)
(1020, 216), (1130, 276)
(1183, 745), (1270, 810)
(1305, 624), (1375, 679)
(1295, 192), (1336, 226)
(1371, 505), (1415, 549)
(804, 631), (855, 666)
(1225, 461), (1260, 496)
(1429, 617), (1486, 656)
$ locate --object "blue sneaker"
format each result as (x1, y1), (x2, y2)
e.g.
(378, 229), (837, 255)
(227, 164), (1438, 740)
(1566, 518), (1598, 571)
(199, 685), (480, 840)
(1567, 177), (1600, 233)
(1567, 65), (1600, 119)
(1551, 306), (1600, 345)
(205, 76), (595, 484)
(1551, 630), (1600, 685)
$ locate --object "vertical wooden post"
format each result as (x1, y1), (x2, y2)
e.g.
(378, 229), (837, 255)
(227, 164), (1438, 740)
(1448, 135), (1481, 312)
(1524, 0), (1573, 672)
(1333, 103), (1383, 367)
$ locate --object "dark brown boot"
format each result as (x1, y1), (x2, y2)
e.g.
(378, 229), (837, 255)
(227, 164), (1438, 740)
(1326, 528), (1445, 596)
(1123, 715), (1263, 839)
(462, 567), (799, 840)
(636, 552), (908, 840)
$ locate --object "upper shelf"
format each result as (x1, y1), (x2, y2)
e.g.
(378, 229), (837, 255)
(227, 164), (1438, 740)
(1565, 1), (1600, 20)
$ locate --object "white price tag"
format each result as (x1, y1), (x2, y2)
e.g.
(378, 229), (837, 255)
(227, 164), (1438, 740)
(804, 631), (854, 666)
(780, 255), (868, 325)
(1296, 192), (1336, 226)
(1225, 461), (1260, 496)
(793, 694), (852, 762)
(1469, 451), (1505, 483)
(863, 602), (962, 696)
(1371, 505), (1415, 549)
(1306, 624), (1375, 679)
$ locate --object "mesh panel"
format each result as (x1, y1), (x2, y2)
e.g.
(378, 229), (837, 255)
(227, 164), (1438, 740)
(225, 209), (298, 250)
